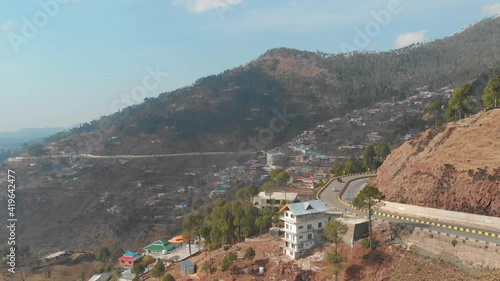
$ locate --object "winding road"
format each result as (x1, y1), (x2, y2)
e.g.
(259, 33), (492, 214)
(7, 151), (255, 161)
(319, 174), (500, 245)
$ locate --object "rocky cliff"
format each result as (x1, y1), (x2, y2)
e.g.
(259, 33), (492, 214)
(374, 109), (500, 217)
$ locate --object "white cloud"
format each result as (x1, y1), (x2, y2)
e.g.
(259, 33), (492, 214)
(204, 1), (360, 33)
(171, 0), (243, 13)
(482, 3), (500, 15)
(394, 30), (427, 49)
(0, 21), (15, 32)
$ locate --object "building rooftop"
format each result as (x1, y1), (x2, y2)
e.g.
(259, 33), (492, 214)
(255, 191), (298, 201)
(42, 251), (69, 260)
(280, 200), (329, 216)
(143, 240), (176, 252)
(88, 273), (112, 281)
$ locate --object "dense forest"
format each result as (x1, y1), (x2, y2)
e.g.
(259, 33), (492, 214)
(45, 17), (500, 152)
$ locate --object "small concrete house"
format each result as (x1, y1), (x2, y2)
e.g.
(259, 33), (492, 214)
(118, 251), (142, 268)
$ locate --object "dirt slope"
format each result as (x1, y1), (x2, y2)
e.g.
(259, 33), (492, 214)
(374, 109), (500, 217)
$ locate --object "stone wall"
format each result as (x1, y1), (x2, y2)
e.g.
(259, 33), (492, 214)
(401, 226), (500, 269)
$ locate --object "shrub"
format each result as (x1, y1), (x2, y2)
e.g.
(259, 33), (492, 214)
(451, 239), (458, 247)
(415, 264), (423, 272)
(361, 238), (380, 249)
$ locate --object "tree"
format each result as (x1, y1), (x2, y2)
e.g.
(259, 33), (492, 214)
(483, 76), (500, 109)
(96, 247), (111, 262)
(324, 220), (348, 281)
(353, 185), (385, 251)
(111, 248), (124, 261)
(220, 252), (237, 273)
(78, 268), (86, 281)
(155, 259), (166, 274)
(326, 251), (348, 281)
(255, 216), (266, 236)
(132, 263), (145, 275)
(375, 143), (390, 165)
(141, 255), (155, 267)
(446, 83), (477, 120)
(27, 144), (44, 156)
(422, 112), (433, 128)
(362, 145), (376, 171)
(262, 181), (278, 206)
(46, 264), (53, 278)
(427, 100), (441, 127)
(151, 268), (161, 280)
(244, 247), (256, 261)
(182, 230), (193, 258)
(269, 168), (285, 179)
(163, 273), (175, 281)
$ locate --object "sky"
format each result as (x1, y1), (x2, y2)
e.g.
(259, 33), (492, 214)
(0, 0), (499, 132)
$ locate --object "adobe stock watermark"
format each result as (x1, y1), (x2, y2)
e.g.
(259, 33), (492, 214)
(7, 0), (79, 54)
(224, 107), (296, 168)
(77, 64), (169, 154)
(339, 0), (404, 52)
(110, 65), (170, 113)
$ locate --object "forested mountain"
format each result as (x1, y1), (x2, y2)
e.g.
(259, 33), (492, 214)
(46, 17), (500, 154)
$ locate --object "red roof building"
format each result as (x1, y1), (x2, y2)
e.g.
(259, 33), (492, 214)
(118, 251), (142, 268)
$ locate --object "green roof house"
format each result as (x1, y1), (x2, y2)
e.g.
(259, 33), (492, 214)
(143, 239), (177, 255)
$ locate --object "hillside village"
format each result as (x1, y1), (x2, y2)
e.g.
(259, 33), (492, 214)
(2, 84), (500, 281)
(1, 15), (500, 280)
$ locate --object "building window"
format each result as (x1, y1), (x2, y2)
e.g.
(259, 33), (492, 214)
(285, 213), (289, 217)
(307, 234), (313, 240)
(290, 214), (295, 218)
(307, 224), (312, 230)
(299, 235), (303, 239)
(285, 223), (288, 229)
(318, 222), (322, 228)
(298, 226), (303, 229)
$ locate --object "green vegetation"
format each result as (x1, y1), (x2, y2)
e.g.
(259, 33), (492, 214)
(361, 238), (380, 249)
(78, 268), (86, 281)
(162, 273), (175, 281)
(353, 186), (385, 251)
(96, 247), (110, 262)
(244, 247), (256, 261)
(451, 239), (458, 247)
(324, 220), (348, 280)
(27, 144), (44, 156)
(182, 196), (278, 250)
(151, 259), (166, 280)
(482, 76), (500, 109)
(361, 251), (384, 264)
(331, 143), (391, 176)
(220, 252), (237, 272)
(423, 101), (442, 128)
(446, 84), (478, 121)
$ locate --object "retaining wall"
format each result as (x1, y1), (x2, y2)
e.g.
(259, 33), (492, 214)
(378, 201), (500, 231)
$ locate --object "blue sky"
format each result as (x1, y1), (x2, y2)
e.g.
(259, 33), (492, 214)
(0, 0), (499, 132)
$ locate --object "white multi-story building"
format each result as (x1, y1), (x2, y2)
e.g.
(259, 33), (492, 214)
(266, 151), (286, 166)
(279, 200), (332, 259)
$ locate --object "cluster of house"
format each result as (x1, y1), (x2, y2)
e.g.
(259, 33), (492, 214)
(88, 236), (200, 281)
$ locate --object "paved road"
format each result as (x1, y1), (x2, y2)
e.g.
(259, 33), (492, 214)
(319, 175), (500, 245)
(8, 151), (255, 161)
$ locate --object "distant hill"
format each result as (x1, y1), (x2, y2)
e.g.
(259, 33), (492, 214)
(0, 127), (66, 150)
(374, 109), (500, 217)
(44, 17), (500, 156)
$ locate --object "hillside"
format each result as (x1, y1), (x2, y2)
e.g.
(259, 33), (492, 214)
(1, 18), (500, 256)
(45, 17), (500, 155)
(374, 109), (500, 217)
